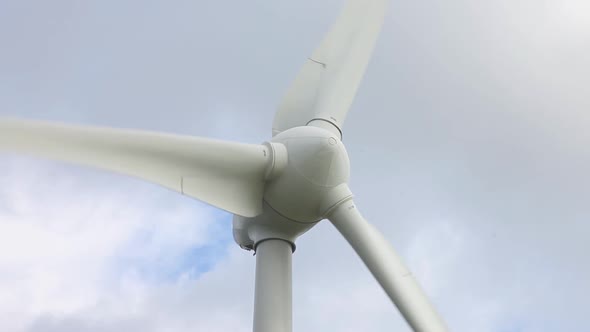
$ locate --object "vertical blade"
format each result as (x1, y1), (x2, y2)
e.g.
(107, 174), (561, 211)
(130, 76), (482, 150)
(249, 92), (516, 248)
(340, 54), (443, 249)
(273, 0), (389, 137)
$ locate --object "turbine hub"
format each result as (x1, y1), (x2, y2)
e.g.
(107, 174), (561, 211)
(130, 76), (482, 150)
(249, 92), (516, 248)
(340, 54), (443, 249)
(264, 126), (351, 223)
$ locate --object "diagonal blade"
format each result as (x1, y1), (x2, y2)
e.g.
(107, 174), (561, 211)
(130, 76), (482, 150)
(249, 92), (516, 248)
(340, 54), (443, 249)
(328, 197), (448, 332)
(273, 0), (389, 137)
(0, 118), (271, 217)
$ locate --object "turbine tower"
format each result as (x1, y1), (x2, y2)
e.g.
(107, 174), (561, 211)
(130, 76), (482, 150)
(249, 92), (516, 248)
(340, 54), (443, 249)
(0, 0), (448, 331)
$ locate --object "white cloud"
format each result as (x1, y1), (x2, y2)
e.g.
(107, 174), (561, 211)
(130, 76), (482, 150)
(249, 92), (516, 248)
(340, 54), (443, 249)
(0, 157), (230, 331)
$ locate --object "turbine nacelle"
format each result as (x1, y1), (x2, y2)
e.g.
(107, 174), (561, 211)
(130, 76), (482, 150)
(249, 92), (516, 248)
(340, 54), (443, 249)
(233, 126), (353, 251)
(265, 126), (351, 223)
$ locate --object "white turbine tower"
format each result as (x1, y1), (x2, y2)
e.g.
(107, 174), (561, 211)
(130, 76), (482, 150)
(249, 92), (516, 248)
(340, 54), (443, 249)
(0, 0), (448, 331)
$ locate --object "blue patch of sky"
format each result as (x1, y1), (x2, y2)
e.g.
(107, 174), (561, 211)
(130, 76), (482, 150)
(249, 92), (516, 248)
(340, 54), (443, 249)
(156, 208), (235, 281)
(107, 206), (234, 285)
(0, 180), (15, 215)
(497, 321), (525, 332)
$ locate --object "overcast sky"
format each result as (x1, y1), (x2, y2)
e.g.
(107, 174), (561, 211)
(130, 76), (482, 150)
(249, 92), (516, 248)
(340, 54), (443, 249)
(1, 0), (589, 331)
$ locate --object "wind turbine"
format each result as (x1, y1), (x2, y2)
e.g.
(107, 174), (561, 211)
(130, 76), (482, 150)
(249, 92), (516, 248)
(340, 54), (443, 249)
(0, 0), (448, 331)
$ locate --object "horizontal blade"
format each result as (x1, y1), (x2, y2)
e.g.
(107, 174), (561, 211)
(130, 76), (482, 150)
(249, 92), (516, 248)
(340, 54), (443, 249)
(273, 0), (389, 137)
(0, 118), (271, 217)
(328, 198), (448, 332)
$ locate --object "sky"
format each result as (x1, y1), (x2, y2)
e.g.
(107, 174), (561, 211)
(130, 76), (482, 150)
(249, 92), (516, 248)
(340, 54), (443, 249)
(0, 0), (589, 331)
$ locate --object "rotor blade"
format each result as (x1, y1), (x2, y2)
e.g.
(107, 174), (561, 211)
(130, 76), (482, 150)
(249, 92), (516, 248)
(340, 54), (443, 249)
(328, 198), (448, 332)
(0, 118), (271, 217)
(273, 0), (389, 137)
